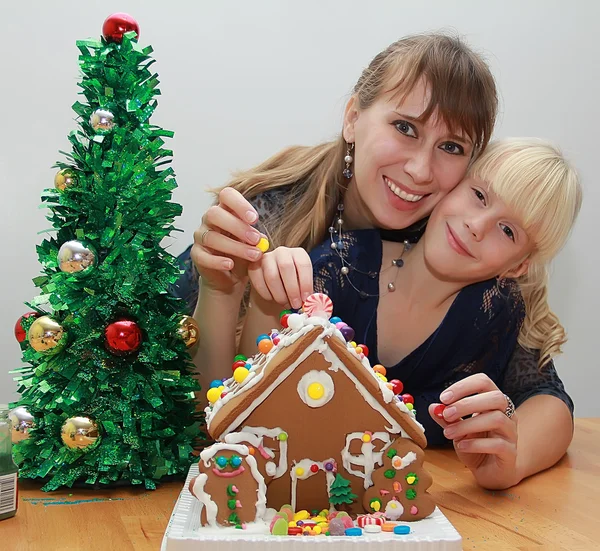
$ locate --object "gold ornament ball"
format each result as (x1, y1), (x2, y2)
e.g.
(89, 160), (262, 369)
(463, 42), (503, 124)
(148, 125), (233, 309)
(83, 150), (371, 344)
(28, 316), (67, 355)
(177, 315), (200, 347)
(54, 169), (78, 191)
(90, 108), (115, 132)
(61, 416), (100, 450)
(57, 240), (97, 275)
(9, 406), (34, 443)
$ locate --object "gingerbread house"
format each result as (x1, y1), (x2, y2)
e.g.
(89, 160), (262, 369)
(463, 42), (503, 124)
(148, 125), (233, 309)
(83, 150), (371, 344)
(193, 296), (435, 528)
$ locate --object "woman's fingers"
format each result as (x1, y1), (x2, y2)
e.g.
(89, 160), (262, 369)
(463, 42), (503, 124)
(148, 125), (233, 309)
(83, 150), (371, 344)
(248, 262), (274, 302)
(217, 187), (258, 225)
(191, 244), (233, 272)
(202, 204), (261, 246)
(194, 227), (263, 263)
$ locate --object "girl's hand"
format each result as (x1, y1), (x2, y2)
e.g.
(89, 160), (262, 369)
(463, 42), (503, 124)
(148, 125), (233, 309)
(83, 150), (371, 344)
(191, 187), (265, 295)
(428, 373), (521, 489)
(248, 246), (314, 309)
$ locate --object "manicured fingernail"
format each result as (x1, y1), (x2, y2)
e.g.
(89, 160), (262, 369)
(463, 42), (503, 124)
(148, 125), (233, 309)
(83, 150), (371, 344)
(246, 230), (260, 245)
(440, 391), (453, 402)
(245, 210), (257, 223)
(291, 299), (301, 309)
(443, 406), (456, 419)
(302, 292), (311, 302)
(444, 427), (456, 438)
(456, 440), (467, 450)
(247, 249), (260, 260)
(222, 260), (233, 270)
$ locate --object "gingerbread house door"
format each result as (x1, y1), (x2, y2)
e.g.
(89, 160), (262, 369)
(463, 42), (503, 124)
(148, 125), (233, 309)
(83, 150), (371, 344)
(290, 458), (337, 512)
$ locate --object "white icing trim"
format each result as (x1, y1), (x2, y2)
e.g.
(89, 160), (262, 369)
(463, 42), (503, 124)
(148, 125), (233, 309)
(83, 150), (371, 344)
(289, 458), (336, 512)
(340, 432), (391, 489)
(244, 453), (267, 522)
(393, 451), (417, 470)
(265, 462), (276, 477)
(297, 370), (335, 408)
(199, 442), (249, 465)
(224, 427), (288, 479)
(192, 473), (219, 526)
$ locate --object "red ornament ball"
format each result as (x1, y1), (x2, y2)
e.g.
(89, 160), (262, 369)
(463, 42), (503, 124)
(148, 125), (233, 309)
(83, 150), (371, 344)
(105, 319), (142, 356)
(14, 312), (39, 343)
(401, 393), (414, 405)
(280, 314), (290, 329)
(232, 360), (247, 372)
(310, 464), (319, 473)
(358, 344), (369, 357)
(102, 13), (139, 44)
(389, 379), (404, 395)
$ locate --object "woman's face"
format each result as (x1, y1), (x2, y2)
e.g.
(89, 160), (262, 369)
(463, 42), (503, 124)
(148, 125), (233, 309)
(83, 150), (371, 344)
(343, 78), (474, 230)
(423, 177), (533, 283)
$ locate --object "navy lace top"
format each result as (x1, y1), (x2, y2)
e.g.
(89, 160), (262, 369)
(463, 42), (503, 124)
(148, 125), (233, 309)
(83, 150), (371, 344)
(172, 186), (574, 446)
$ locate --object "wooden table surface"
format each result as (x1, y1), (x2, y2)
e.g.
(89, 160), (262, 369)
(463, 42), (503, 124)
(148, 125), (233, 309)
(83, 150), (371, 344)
(3, 418), (599, 550)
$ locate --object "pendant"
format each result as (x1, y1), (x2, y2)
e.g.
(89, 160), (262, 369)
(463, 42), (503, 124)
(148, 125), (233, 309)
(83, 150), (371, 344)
(387, 282), (396, 292)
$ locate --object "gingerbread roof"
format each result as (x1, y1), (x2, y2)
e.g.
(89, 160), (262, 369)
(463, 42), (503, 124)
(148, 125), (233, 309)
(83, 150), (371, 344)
(205, 314), (427, 449)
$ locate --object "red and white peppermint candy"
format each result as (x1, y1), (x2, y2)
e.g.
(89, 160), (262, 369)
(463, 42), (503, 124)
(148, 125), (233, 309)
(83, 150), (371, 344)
(356, 513), (386, 527)
(302, 292), (333, 319)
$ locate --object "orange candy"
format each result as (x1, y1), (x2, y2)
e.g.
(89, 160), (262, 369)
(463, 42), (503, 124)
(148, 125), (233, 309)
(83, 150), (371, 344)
(373, 364), (387, 376)
(258, 339), (274, 354)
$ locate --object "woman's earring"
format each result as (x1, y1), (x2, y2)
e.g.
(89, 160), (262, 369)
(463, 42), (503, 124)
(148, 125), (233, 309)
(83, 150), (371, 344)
(343, 142), (354, 179)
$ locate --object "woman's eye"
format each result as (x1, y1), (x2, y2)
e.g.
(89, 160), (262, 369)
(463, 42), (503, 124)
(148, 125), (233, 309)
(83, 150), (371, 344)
(441, 142), (464, 155)
(501, 224), (515, 241)
(394, 120), (417, 138)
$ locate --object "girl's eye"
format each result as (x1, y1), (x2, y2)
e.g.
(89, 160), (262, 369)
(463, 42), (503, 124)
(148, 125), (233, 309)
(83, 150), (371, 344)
(501, 224), (515, 242)
(394, 120), (417, 138)
(473, 188), (486, 204)
(440, 142), (465, 155)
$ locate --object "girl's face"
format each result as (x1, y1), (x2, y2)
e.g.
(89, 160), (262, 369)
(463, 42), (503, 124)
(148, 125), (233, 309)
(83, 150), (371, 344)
(343, 78), (474, 230)
(423, 177), (533, 283)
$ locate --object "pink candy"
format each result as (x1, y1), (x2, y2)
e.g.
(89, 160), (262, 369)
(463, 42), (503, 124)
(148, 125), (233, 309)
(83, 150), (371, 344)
(302, 293), (333, 319)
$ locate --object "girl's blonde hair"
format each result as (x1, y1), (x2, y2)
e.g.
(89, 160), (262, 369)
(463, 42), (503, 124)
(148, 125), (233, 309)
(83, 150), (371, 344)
(217, 33), (498, 250)
(469, 139), (582, 368)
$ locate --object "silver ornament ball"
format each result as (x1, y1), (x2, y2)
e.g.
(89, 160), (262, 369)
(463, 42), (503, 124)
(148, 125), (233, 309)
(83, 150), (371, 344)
(90, 109), (115, 132)
(58, 240), (97, 275)
(9, 406), (34, 443)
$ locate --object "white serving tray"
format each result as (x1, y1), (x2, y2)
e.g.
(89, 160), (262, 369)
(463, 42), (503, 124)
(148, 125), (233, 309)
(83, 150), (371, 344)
(162, 464), (462, 550)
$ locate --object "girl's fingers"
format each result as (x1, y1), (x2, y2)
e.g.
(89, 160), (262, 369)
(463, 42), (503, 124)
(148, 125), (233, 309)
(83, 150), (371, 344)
(443, 410), (516, 441)
(455, 436), (516, 457)
(293, 249), (314, 301)
(439, 373), (499, 405)
(261, 255), (291, 306)
(248, 262), (274, 302)
(442, 390), (509, 422)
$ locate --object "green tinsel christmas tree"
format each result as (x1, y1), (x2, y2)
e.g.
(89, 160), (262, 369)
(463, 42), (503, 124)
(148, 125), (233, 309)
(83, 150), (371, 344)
(10, 13), (201, 491)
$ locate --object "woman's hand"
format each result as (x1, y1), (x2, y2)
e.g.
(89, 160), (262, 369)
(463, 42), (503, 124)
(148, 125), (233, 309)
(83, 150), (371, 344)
(428, 373), (521, 489)
(248, 246), (314, 310)
(191, 187), (265, 295)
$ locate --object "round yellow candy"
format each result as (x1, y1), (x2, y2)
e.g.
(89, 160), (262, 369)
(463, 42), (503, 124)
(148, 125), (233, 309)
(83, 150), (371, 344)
(371, 500), (381, 512)
(295, 467), (305, 477)
(349, 341), (357, 348)
(406, 475), (416, 484)
(375, 373), (388, 383)
(313, 525), (322, 535)
(355, 346), (363, 355)
(307, 382), (325, 400)
(257, 237), (270, 253)
(206, 387), (221, 404)
(362, 433), (372, 443)
(406, 402), (414, 411)
(288, 521), (297, 528)
(233, 366), (249, 384)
